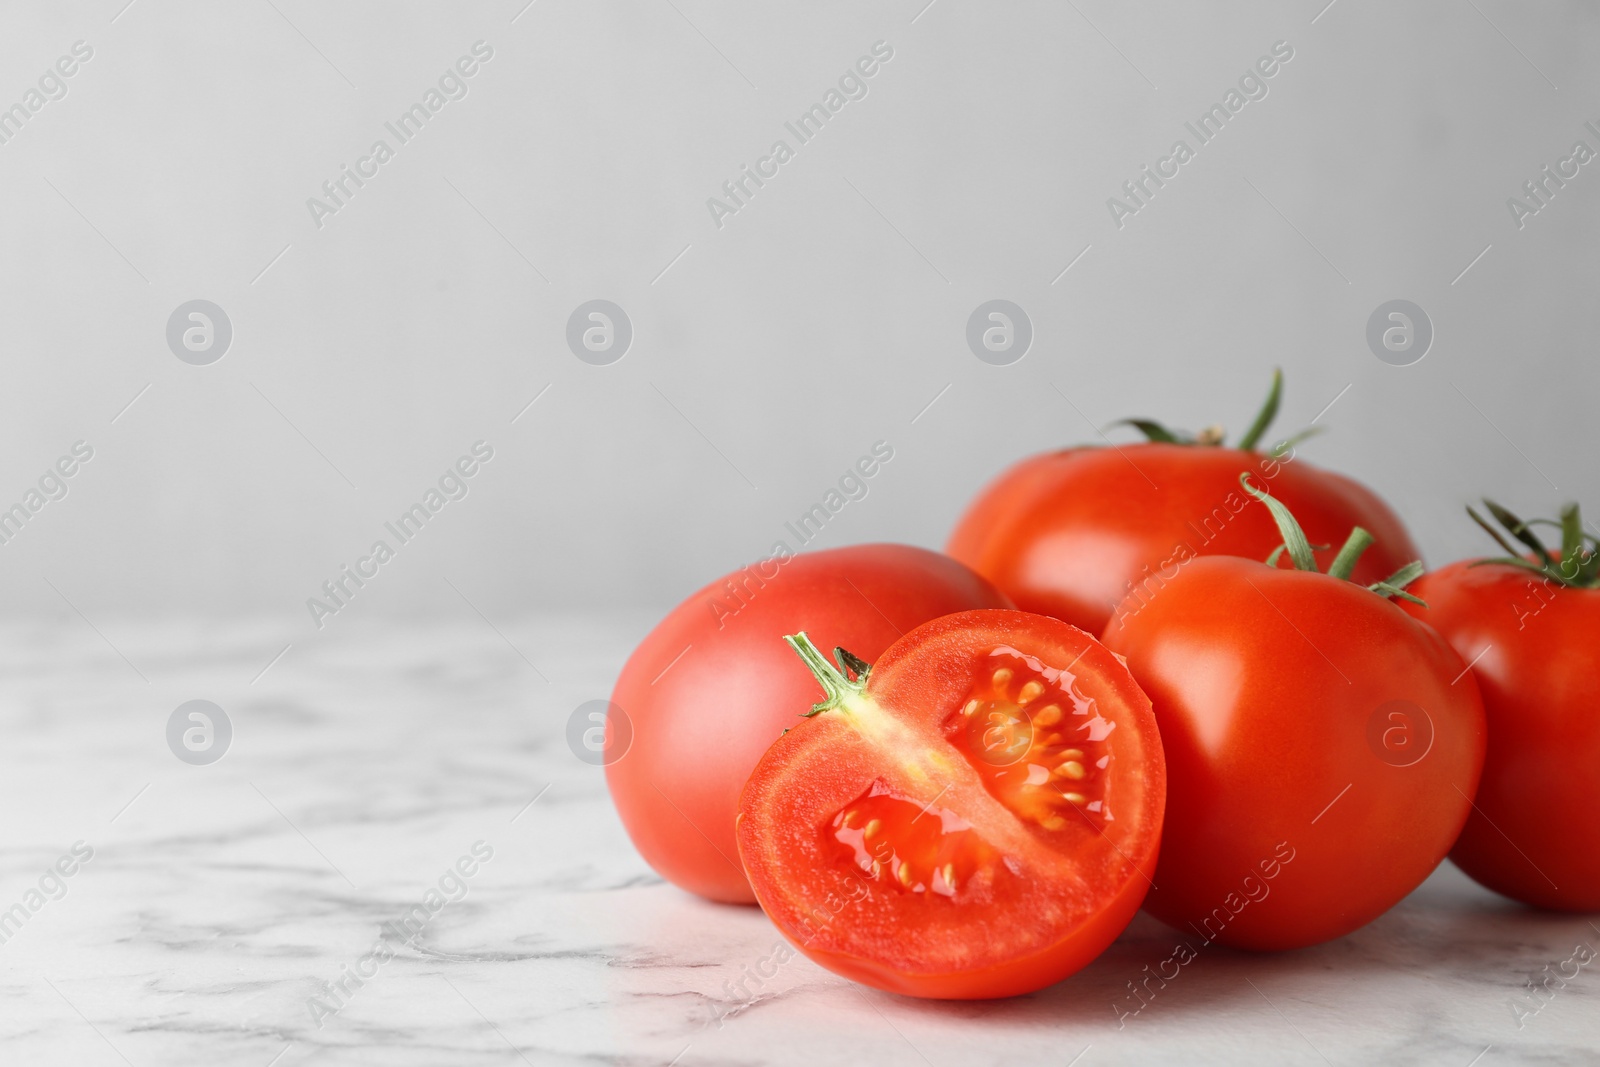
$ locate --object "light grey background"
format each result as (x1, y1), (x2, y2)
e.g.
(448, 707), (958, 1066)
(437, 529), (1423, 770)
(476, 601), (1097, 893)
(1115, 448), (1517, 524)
(2, 0), (1595, 639)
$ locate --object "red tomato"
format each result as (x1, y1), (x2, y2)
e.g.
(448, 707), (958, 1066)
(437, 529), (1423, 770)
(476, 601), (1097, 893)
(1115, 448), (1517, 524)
(607, 545), (1010, 904)
(948, 375), (1419, 633)
(1101, 477), (1485, 950)
(1402, 502), (1600, 910)
(736, 609), (1165, 998)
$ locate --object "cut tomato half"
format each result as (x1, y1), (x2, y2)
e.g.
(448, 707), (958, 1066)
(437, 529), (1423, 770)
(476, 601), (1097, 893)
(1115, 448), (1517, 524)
(735, 609), (1165, 999)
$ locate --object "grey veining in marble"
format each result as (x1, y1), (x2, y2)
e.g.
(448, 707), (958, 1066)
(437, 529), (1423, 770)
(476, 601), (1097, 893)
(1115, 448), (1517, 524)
(1, 613), (1595, 1065)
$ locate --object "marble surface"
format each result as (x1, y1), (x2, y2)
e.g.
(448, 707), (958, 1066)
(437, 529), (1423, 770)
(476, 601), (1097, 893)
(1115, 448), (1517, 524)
(1, 612), (1596, 1066)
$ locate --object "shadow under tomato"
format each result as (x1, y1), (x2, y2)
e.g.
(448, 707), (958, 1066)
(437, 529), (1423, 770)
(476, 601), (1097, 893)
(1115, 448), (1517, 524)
(842, 863), (1599, 1031)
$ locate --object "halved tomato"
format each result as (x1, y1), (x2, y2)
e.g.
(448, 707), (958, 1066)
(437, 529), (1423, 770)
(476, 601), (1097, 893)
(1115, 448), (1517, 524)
(735, 609), (1165, 999)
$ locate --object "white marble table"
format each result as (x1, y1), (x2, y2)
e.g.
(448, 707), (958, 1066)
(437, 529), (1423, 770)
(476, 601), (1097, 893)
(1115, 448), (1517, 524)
(1, 612), (1594, 1066)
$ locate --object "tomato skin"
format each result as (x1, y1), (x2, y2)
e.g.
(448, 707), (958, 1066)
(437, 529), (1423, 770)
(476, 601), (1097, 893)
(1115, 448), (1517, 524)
(1404, 561), (1600, 910)
(737, 610), (1166, 998)
(1102, 557), (1486, 950)
(949, 445), (1420, 633)
(606, 545), (1010, 904)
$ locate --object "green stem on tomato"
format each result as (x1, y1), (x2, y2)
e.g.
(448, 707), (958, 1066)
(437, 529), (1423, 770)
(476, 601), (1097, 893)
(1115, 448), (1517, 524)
(1467, 499), (1600, 589)
(1239, 471), (1426, 605)
(1108, 369), (1318, 456)
(1326, 528), (1375, 581)
(784, 632), (870, 717)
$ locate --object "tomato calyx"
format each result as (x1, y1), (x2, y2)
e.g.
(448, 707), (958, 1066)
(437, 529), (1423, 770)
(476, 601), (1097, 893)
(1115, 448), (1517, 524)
(784, 633), (873, 717)
(1108, 368), (1323, 454)
(1240, 472), (1427, 605)
(1467, 499), (1600, 589)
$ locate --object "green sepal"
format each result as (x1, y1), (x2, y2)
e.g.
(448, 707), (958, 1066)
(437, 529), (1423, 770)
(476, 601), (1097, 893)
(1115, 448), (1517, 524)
(1369, 583), (1427, 606)
(1483, 500), (1556, 569)
(1236, 368), (1282, 452)
(1367, 561), (1426, 605)
(1239, 473), (1317, 571)
(832, 646), (872, 684)
(1106, 370), (1319, 455)
(1108, 418), (1186, 444)
(1265, 541), (1330, 567)
(1466, 499), (1600, 589)
(1242, 471), (1422, 605)
(1268, 424), (1325, 456)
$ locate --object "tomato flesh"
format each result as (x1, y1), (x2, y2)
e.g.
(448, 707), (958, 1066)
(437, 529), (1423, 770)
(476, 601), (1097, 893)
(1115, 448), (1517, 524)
(736, 609), (1165, 999)
(828, 783), (992, 898)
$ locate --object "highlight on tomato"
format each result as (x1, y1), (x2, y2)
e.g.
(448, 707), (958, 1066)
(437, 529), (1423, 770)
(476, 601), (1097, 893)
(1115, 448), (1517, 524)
(606, 544), (1010, 904)
(948, 371), (1420, 634)
(1403, 500), (1600, 911)
(735, 609), (1165, 998)
(1101, 474), (1486, 951)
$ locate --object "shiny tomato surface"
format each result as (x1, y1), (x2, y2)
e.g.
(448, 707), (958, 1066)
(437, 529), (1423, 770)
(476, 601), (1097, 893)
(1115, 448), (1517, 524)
(1103, 557), (1485, 950)
(737, 610), (1165, 997)
(1406, 559), (1600, 910)
(949, 445), (1419, 633)
(607, 545), (1009, 904)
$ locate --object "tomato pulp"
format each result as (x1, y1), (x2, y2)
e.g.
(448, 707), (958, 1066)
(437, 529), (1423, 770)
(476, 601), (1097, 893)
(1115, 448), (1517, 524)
(607, 544), (1009, 904)
(737, 610), (1165, 998)
(1101, 477), (1485, 950)
(1404, 503), (1600, 910)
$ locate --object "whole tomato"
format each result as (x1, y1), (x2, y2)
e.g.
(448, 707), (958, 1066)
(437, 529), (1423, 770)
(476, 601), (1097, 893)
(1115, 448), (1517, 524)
(606, 544), (1009, 904)
(948, 372), (1419, 633)
(1101, 475), (1485, 950)
(1403, 501), (1600, 910)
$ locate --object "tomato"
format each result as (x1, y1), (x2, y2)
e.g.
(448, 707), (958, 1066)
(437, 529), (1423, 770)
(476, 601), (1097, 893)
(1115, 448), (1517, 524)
(948, 372), (1420, 634)
(1100, 475), (1485, 950)
(1402, 501), (1600, 910)
(735, 609), (1165, 998)
(606, 544), (1010, 904)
